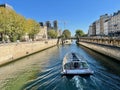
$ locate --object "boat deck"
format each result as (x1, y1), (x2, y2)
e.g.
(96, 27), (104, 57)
(62, 52), (94, 75)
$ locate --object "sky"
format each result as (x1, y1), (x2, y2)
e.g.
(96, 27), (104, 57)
(0, 0), (120, 35)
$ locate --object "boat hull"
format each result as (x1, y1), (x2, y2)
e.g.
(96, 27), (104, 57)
(62, 69), (94, 76)
(62, 52), (94, 76)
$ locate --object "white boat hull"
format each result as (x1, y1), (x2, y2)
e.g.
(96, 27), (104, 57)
(62, 69), (94, 75)
(62, 52), (94, 76)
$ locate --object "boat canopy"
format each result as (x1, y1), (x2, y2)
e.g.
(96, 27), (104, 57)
(62, 52), (94, 75)
(64, 61), (89, 69)
(63, 52), (85, 66)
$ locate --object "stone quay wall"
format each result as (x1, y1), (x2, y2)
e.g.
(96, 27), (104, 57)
(0, 39), (57, 66)
(78, 41), (120, 61)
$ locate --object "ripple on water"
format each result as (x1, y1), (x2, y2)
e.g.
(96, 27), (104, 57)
(2, 44), (120, 90)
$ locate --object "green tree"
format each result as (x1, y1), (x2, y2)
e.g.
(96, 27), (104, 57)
(0, 7), (26, 42)
(0, 7), (7, 41)
(9, 14), (26, 42)
(75, 29), (85, 38)
(62, 29), (71, 39)
(48, 29), (58, 39)
(0, 7), (40, 42)
(25, 19), (40, 40)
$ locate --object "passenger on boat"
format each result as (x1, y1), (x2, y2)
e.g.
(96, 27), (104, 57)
(74, 62), (79, 69)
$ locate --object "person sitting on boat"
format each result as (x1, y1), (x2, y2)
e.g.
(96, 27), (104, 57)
(74, 62), (79, 69)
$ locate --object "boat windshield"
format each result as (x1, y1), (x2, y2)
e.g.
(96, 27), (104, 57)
(82, 62), (89, 69)
(64, 62), (80, 69)
(64, 63), (71, 69)
(64, 62), (89, 69)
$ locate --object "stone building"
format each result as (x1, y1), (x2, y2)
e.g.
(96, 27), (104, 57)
(88, 22), (96, 36)
(88, 25), (92, 36)
(35, 24), (48, 40)
(92, 22), (96, 36)
(104, 19), (111, 35)
(53, 20), (58, 31)
(45, 20), (61, 37)
(57, 29), (62, 37)
(96, 20), (100, 35)
(100, 14), (110, 35)
(0, 3), (13, 10)
(109, 11), (120, 36)
(39, 22), (44, 27)
(46, 20), (59, 31)
(88, 14), (111, 36)
(46, 21), (51, 31)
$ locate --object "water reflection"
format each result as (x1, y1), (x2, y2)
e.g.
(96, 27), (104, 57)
(0, 43), (120, 90)
(0, 46), (59, 90)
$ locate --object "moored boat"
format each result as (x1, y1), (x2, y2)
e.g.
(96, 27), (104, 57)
(61, 52), (94, 75)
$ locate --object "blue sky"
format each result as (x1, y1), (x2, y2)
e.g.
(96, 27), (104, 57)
(0, 0), (120, 35)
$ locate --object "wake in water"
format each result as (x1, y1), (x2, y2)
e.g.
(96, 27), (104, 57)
(22, 45), (120, 90)
(72, 76), (84, 90)
(71, 75), (99, 90)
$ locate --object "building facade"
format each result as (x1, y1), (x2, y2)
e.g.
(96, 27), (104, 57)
(46, 21), (51, 31)
(109, 11), (120, 36)
(53, 20), (58, 31)
(104, 19), (110, 35)
(88, 10), (120, 37)
(96, 20), (100, 35)
(45, 20), (59, 31)
(92, 22), (96, 35)
(57, 29), (62, 37)
(88, 25), (93, 36)
(0, 3), (13, 10)
(88, 22), (96, 36)
(35, 25), (48, 40)
(100, 14), (110, 35)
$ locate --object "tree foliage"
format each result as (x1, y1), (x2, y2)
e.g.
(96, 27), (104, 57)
(62, 29), (71, 39)
(0, 7), (40, 42)
(48, 29), (58, 39)
(25, 19), (40, 40)
(75, 29), (85, 37)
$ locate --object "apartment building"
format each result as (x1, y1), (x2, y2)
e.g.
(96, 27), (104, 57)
(100, 14), (110, 35)
(88, 10), (120, 37)
(96, 20), (100, 35)
(109, 11), (120, 36)
(88, 25), (93, 36)
(104, 19), (110, 35)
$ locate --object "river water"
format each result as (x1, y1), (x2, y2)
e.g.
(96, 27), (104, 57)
(0, 42), (120, 90)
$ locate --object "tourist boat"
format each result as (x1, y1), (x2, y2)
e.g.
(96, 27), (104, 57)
(61, 52), (94, 75)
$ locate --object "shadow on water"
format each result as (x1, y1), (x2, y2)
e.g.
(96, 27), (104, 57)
(78, 45), (120, 75)
(1, 43), (120, 90)
(77, 44), (120, 90)
(22, 44), (120, 90)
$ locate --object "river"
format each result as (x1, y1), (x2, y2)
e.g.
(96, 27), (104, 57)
(0, 42), (120, 90)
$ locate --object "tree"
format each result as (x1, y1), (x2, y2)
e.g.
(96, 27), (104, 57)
(48, 29), (58, 39)
(62, 29), (71, 39)
(0, 7), (26, 42)
(75, 29), (85, 38)
(9, 14), (26, 42)
(25, 19), (40, 40)
(0, 7), (40, 42)
(0, 7), (7, 41)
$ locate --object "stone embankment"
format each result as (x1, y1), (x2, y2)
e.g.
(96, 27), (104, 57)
(78, 37), (120, 61)
(0, 39), (57, 66)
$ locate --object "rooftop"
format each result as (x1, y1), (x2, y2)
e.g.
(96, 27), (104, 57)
(0, 3), (13, 10)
